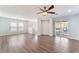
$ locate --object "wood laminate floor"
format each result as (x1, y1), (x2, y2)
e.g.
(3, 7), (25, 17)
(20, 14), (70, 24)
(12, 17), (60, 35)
(0, 34), (79, 53)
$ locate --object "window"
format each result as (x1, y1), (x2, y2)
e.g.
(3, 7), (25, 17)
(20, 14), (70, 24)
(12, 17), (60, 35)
(10, 22), (24, 32)
(18, 23), (24, 31)
(10, 22), (17, 32)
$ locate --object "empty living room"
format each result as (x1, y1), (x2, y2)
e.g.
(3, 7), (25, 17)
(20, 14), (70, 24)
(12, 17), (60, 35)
(0, 5), (79, 53)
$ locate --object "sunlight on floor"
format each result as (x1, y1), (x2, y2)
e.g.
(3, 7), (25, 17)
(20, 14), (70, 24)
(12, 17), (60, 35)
(54, 36), (69, 52)
(32, 34), (38, 43)
(8, 35), (25, 48)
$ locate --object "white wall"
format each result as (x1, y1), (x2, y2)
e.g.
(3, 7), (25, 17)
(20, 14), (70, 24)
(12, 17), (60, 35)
(68, 14), (79, 40)
(0, 17), (28, 36)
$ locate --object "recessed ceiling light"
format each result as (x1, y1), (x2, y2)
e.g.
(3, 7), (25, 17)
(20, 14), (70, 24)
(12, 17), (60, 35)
(68, 10), (72, 13)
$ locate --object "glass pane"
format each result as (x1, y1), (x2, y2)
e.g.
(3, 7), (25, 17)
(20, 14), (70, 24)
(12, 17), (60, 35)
(18, 23), (24, 31)
(10, 22), (17, 32)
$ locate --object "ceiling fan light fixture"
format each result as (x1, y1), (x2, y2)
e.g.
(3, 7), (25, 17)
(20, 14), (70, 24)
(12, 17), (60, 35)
(42, 12), (48, 16)
(37, 5), (55, 16)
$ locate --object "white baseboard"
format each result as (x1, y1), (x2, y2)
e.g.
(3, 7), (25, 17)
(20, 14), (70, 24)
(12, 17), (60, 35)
(0, 32), (28, 37)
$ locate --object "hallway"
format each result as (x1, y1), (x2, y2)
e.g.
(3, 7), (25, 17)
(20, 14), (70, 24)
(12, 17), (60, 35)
(0, 34), (79, 53)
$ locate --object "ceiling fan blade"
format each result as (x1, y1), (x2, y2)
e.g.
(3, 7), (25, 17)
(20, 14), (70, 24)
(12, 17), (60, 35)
(47, 12), (55, 14)
(40, 8), (44, 12)
(47, 5), (54, 11)
(37, 12), (43, 14)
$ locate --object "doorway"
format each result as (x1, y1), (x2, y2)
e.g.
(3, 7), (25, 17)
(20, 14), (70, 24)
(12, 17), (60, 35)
(54, 21), (68, 36)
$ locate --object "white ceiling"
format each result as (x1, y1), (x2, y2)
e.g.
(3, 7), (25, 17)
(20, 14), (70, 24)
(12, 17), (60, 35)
(0, 5), (79, 21)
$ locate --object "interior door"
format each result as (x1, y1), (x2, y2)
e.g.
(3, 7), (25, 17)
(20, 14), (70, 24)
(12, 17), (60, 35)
(41, 20), (49, 35)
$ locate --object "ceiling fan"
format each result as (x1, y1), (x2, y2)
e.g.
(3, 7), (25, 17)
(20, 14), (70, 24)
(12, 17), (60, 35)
(37, 5), (55, 16)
